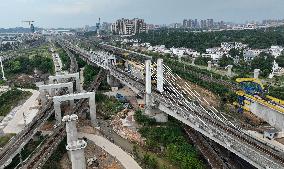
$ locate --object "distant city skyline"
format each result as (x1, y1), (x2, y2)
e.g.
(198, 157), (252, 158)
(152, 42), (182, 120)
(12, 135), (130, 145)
(1, 0), (284, 28)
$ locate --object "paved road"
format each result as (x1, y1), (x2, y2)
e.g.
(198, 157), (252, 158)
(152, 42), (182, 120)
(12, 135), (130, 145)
(78, 132), (142, 169)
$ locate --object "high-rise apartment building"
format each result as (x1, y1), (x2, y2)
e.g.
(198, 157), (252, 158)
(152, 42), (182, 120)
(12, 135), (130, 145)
(207, 19), (214, 28)
(183, 19), (194, 28)
(200, 20), (207, 28)
(111, 18), (147, 35)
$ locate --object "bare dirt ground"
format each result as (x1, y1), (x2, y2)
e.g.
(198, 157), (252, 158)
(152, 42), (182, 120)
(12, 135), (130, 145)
(60, 141), (124, 169)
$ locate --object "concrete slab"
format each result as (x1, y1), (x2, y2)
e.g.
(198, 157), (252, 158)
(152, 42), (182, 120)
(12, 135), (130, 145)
(2, 89), (40, 134)
(246, 130), (284, 152)
(78, 132), (142, 169)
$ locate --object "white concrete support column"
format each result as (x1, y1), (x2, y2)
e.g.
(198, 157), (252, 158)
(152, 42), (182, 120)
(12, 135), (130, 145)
(39, 89), (47, 106)
(227, 65), (233, 77)
(50, 88), (56, 97)
(68, 87), (75, 108)
(49, 73), (81, 92)
(54, 100), (62, 125)
(107, 73), (112, 86)
(254, 69), (260, 79)
(157, 59), (164, 93)
(89, 95), (97, 127)
(207, 61), (212, 71)
(192, 58), (195, 65)
(145, 60), (152, 95)
(178, 56), (182, 62)
(63, 114), (87, 169)
(80, 68), (85, 91)
(124, 60), (129, 71)
(63, 114), (79, 144)
(107, 72), (120, 87)
(49, 77), (53, 84)
(75, 76), (80, 93)
(0, 56), (6, 81)
(145, 60), (152, 116)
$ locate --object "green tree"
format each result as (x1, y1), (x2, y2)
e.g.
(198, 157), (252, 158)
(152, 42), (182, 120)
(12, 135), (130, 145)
(276, 55), (284, 67)
(251, 53), (274, 77)
(195, 57), (211, 66)
(10, 61), (21, 73)
(218, 55), (234, 67)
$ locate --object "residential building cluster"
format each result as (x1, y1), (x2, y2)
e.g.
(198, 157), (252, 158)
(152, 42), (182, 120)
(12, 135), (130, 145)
(202, 42), (248, 62)
(119, 38), (283, 66)
(111, 18), (148, 35)
(120, 38), (200, 58)
(203, 43), (283, 64)
(182, 18), (226, 29)
(173, 18), (284, 31)
(0, 34), (22, 48)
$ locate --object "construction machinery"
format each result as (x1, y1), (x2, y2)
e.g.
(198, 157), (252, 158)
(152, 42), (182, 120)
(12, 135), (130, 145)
(235, 78), (284, 114)
(22, 20), (35, 33)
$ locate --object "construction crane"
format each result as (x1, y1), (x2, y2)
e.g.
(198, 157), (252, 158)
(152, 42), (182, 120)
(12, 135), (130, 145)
(22, 20), (35, 33)
(22, 20), (34, 25)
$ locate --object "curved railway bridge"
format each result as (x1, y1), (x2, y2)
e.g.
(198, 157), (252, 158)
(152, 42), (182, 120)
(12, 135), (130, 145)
(59, 39), (284, 169)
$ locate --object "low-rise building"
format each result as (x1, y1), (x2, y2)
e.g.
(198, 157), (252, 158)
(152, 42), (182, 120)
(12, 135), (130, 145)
(243, 49), (263, 61)
(269, 46), (283, 58)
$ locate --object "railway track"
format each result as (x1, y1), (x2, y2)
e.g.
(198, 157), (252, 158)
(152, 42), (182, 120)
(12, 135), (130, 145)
(0, 43), (79, 168)
(61, 40), (284, 168)
(21, 126), (66, 169)
(20, 50), (107, 169)
(108, 64), (284, 166)
(160, 90), (284, 165)
(0, 102), (54, 168)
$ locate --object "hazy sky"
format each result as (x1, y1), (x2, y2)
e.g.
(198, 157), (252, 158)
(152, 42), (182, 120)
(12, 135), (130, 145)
(0, 0), (283, 28)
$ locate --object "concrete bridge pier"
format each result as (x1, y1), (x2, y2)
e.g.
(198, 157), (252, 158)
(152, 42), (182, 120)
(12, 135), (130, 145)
(54, 100), (62, 126)
(63, 114), (87, 169)
(49, 73), (81, 92)
(254, 69), (260, 79)
(38, 82), (74, 107)
(157, 59), (164, 93)
(145, 60), (153, 116)
(39, 90), (48, 106)
(68, 87), (75, 108)
(207, 61), (212, 71)
(89, 95), (97, 127)
(144, 59), (168, 122)
(124, 60), (129, 71)
(226, 65), (233, 77)
(107, 72), (120, 87)
(191, 58), (195, 65)
(80, 67), (85, 91)
(53, 92), (97, 127)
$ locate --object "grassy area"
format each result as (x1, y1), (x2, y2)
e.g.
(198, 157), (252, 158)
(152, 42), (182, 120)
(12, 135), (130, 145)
(269, 86), (284, 100)
(3, 45), (54, 78)
(0, 88), (32, 116)
(57, 48), (70, 71)
(83, 64), (101, 89)
(134, 110), (205, 169)
(0, 133), (16, 147)
(96, 93), (124, 119)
